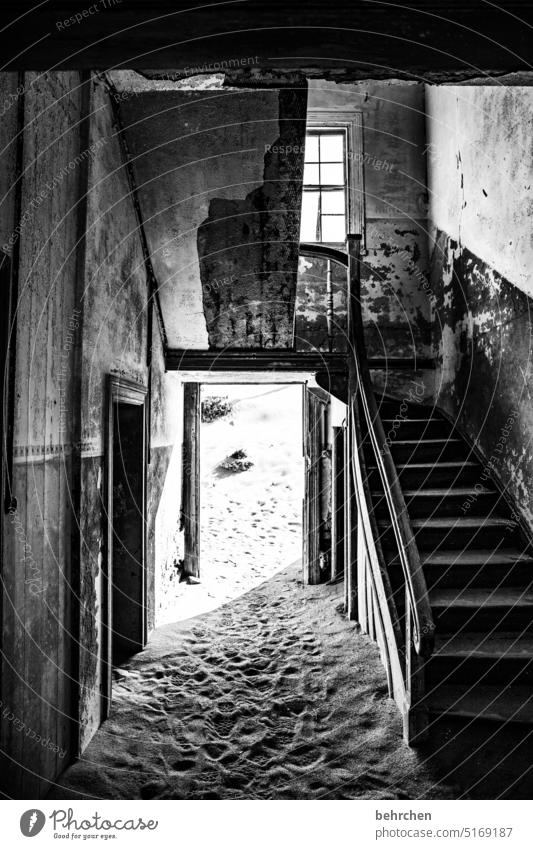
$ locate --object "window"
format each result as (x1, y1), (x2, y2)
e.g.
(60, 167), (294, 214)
(300, 129), (347, 244)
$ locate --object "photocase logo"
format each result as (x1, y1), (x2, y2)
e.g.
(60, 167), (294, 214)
(20, 810), (46, 837)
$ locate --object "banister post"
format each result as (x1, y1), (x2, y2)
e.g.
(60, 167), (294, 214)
(345, 235), (363, 621)
(404, 592), (429, 746)
(346, 234), (363, 357)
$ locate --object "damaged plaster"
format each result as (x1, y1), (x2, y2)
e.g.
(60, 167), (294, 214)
(197, 88), (307, 348)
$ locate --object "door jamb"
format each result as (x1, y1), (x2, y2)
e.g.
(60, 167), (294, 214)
(103, 375), (148, 715)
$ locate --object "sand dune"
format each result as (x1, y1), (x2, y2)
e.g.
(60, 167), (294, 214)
(52, 565), (453, 800)
(53, 385), (455, 800)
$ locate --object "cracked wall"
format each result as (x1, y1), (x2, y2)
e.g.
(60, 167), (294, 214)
(427, 86), (533, 528)
(121, 83), (307, 349)
(197, 88), (307, 347)
(1, 73), (187, 794)
(295, 80), (431, 359)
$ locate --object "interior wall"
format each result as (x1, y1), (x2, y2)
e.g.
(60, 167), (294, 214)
(296, 80), (430, 359)
(119, 82), (307, 349)
(427, 86), (533, 528)
(1, 71), (187, 796)
(1, 71), (84, 798)
(78, 76), (149, 750)
(79, 77), (188, 749)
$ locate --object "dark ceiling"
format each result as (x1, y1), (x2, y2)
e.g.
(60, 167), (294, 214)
(2, 2), (533, 79)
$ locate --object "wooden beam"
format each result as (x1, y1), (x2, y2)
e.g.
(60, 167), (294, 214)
(166, 349), (434, 373)
(166, 349), (348, 373)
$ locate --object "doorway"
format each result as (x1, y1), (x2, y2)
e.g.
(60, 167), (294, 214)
(104, 377), (148, 710)
(200, 384), (304, 601)
(171, 382), (309, 621)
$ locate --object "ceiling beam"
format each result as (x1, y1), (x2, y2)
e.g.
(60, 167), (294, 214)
(166, 350), (435, 373)
(166, 349), (348, 373)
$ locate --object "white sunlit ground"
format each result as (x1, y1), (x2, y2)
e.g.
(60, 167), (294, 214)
(159, 383), (305, 623)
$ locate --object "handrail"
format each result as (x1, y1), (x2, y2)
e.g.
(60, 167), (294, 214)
(299, 242), (348, 268)
(298, 237), (434, 659)
(346, 235), (434, 658)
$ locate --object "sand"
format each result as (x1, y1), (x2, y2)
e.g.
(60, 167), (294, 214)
(157, 384), (304, 624)
(52, 384), (458, 800)
(52, 564), (454, 800)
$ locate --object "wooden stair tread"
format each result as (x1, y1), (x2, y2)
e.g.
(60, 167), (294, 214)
(434, 632), (533, 658)
(386, 549), (533, 567)
(381, 418), (447, 424)
(395, 461), (478, 469)
(378, 517), (512, 531)
(410, 517), (512, 528)
(390, 436), (464, 448)
(390, 438), (462, 445)
(419, 549), (533, 566)
(372, 395), (533, 730)
(427, 685), (533, 724)
(366, 461), (479, 470)
(430, 587), (533, 608)
(402, 487), (496, 497)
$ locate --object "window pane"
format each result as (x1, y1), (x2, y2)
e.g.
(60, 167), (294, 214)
(321, 190), (345, 215)
(321, 215), (345, 242)
(320, 163), (344, 185)
(319, 133), (344, 162)
(303, 162), (320, 185)
(304, 134), (319, 162)
(300, 191), (320, 241)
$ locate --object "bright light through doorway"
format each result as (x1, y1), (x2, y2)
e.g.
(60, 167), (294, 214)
(167, 384), (304, 622)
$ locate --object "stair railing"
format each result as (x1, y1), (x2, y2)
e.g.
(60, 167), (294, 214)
(300, 236), (435, 743)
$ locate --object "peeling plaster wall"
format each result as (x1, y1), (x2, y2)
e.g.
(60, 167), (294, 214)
(427, 87), (533, 299)
(0, 72), (208, 793)
(1, 72), (84, 798)
(295, 80), (431, 358)
(295, 255), (347, 351)
(0, 73), (18, 256)
(121, 85), (307, 349)
(197, 87), (306, 348)
(427, 86), (533, 528)
(80, 78), (186, 746)
(79, 77), (149, 750)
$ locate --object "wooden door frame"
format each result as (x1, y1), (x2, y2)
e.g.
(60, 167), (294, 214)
(303, 384), (331, 584)
(343, 413), (358, 619)
(331, 425), (345, 581)
(181, 382), (201, 578)
(103, 375), (148, 714)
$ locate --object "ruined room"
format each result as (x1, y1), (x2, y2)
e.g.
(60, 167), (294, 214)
(1, 1), (533, 804)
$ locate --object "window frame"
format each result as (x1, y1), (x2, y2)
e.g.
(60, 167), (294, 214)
(302, 109), (365, 250)
(302, 127), (347, 244)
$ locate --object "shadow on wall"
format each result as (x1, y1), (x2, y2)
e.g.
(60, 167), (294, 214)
(430, 229), (533, 530)
(197, 87), (308, 348)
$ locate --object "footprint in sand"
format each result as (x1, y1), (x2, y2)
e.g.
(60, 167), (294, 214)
(140, 780), (170, 799)
(287, 744), (324, 769)
(172, 758), (197, 772)
(202, 742), (228, 760)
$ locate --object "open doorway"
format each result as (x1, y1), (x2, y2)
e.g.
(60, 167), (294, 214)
(200, 384), (304, 604)
(103, 377), (148, 711)
(169, 382), (308, 621)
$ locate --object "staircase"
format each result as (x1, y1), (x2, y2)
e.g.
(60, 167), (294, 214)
(366, 394), (533, 733)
